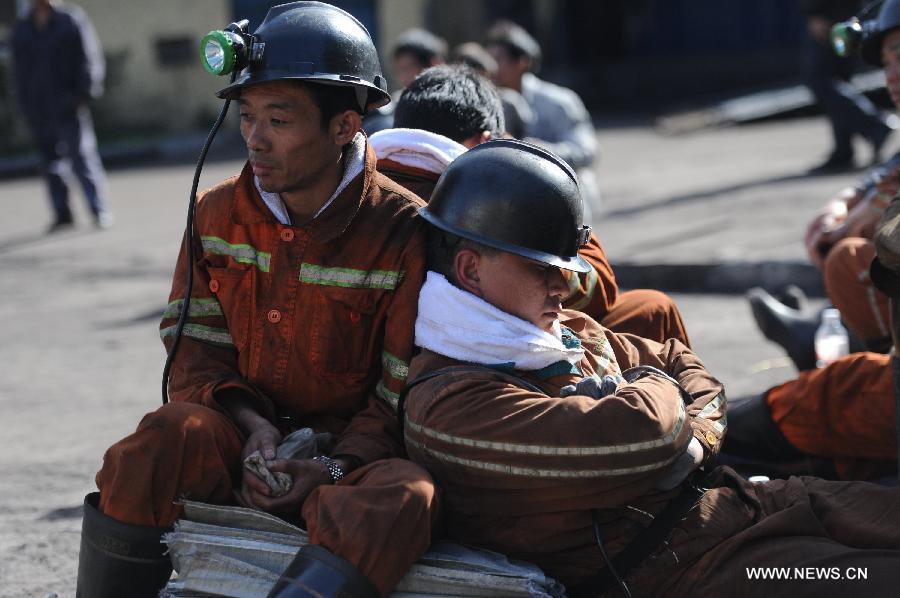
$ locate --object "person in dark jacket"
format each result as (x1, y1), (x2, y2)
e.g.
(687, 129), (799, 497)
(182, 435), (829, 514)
(11, 0), (112, 232)
(803, 0), (894, 173)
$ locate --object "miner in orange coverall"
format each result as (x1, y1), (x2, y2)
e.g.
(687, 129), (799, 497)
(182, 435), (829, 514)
(748, 1), (900, 370)
(725, 1), (900, 483)
(371, 64), (690, 347)
(74, 4), (437, 597)
(403, 139), (900, 597)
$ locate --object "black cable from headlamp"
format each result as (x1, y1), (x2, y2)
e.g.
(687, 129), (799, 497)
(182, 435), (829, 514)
(161, 20), (252, 404)
(592, 510), (632, 598)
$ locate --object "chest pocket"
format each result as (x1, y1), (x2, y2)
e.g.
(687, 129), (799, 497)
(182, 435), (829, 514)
(206, 266), (255, 353)
(310, 287), (385, 377)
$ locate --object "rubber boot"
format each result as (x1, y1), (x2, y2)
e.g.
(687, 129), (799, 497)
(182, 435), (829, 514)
(747, 287), (819, 371)
(267, 544), (379, 598)
(719, 394), (837, 479)
(76, 492), (173, 598)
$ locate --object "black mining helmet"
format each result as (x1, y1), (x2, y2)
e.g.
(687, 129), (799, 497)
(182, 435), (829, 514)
(201, 1), (390, 112)
(420, 139), (593, 273)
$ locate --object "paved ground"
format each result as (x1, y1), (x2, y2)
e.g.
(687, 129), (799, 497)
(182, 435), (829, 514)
(0, 113), (888, 596)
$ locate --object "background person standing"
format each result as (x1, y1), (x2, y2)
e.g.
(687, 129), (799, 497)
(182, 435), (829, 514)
(803, 0), (894, 174)
(11, 0), (113, 232)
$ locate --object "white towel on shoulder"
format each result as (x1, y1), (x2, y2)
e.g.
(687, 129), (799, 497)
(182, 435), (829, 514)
(369, 128), (467, 174)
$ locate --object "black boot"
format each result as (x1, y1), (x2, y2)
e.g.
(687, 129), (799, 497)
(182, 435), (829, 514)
(76, 492), (173, 598)
(267, 544), (379, 598)
(718, 394), (837, 479)
(747, 287), (819, 371)
(721, 394), (806, 461)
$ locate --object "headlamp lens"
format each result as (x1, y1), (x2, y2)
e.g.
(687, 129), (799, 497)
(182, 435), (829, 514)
(200, 31), (235, 76)
(832, 24), (850, 56)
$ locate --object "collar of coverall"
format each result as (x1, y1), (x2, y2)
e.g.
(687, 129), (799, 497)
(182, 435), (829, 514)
(231, 132), (373, 242)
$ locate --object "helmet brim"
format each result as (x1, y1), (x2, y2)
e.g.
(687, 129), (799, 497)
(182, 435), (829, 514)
(216, 73), (391, 112)
(419, 207), (592, 274)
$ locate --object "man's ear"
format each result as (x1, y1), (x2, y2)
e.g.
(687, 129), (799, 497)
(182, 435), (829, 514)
(331, 110), (362, 146)
(462, 130), (492, 149)
(454, 249), (483, 297)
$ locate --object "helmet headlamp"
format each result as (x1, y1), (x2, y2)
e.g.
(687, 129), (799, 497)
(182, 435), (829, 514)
(831, 18), (864, 57)
(200, 20), (251, 76)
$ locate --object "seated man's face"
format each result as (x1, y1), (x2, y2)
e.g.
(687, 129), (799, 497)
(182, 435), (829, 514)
(469, 250), (570, 331)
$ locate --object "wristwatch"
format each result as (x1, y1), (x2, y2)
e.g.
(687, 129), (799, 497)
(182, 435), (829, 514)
(313, 455), (346, 483)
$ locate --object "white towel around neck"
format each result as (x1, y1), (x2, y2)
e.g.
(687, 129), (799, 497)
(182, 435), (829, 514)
(415, 271), (584, 371)
(369, 128), (467, 175)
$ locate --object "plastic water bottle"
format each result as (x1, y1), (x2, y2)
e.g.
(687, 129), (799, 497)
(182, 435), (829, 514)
(814, 308), (849, 368)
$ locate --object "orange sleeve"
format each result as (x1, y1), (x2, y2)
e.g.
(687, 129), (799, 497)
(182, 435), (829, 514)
(563, 232), (618, 319)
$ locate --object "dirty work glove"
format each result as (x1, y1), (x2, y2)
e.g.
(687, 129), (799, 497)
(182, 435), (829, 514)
(654, 437), (704, 490)
(560, 375), (619, 400)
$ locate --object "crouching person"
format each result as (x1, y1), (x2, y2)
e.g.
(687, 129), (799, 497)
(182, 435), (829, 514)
(76, 4), (437, 597)
(403, 139), (900, 596)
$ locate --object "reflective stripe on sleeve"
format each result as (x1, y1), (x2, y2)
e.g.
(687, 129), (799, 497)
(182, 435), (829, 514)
(299, 263), (402, 290)
(376, 380), (399, 410)
(698, 392), (727, 434)
(162, 298), (224, 319)
(381, 350), (409, 382)
(405, 434), (681, 479)
(160, 323), (234, 348)
(201, 236), (271, 272)
(406, 400), (685, 457)
(565, 266), (599, 312)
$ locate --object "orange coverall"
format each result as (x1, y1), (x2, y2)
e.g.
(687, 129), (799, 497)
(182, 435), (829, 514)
(765, 351), (897, 480)
(405, 311), (900, 595)
(95, 148), (438, 596)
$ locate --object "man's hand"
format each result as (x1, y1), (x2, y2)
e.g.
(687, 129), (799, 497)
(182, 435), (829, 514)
(218, 390), (282, 460)
(654, 437), (704, 490)
(237, 457), (332, 514)
(805, 201), (848, 268)
(241, 421), (282, 461)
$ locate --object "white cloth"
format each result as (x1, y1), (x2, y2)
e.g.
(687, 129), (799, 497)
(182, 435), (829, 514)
(415, 271), (584, 371)
(369, 128), (467, 175)
(254, 131), (367, 225)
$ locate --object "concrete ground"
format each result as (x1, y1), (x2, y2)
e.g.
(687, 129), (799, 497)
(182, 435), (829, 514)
(0, 113), (888, 596)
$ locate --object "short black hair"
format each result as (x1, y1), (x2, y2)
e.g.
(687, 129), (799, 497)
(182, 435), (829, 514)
(394, 65), (505, 143)
(426, 227), (498, 287)
(298, 81), (363, 128)
(393, 28), (447, 69)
